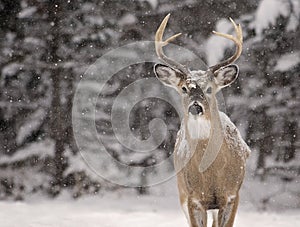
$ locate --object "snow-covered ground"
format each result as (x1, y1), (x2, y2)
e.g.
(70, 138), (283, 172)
(1, 187), (300, 227)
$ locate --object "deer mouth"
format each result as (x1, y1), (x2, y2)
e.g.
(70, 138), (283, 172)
(188, 102), (204, 115)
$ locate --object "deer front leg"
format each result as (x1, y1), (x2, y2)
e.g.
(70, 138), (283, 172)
(187, 198), (207, 227)
(218, 194), (239, 227)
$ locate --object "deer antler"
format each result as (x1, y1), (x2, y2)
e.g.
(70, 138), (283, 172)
(209, 18), (243, 73)
(155, 14), (190, 76)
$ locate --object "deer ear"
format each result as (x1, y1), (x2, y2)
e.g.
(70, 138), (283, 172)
(154, 64), (184, 90)
(214, 64), (239, 88)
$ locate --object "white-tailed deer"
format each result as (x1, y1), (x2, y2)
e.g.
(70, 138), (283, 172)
(154, 14), (251, 227)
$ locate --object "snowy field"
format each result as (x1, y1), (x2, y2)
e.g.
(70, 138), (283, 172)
(1, 190), (300, 227)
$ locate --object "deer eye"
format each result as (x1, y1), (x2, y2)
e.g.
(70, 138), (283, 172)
(182, 86), (188, 93)
(206, 87), (212, 94)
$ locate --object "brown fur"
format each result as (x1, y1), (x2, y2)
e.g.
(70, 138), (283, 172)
(174, 114), (247, 227)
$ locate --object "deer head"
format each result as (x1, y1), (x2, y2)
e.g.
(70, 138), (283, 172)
(154, 14), (242, 136)
(154, 14), (243, 171)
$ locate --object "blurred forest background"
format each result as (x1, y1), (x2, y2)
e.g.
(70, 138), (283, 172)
(0, 0), (299, 209)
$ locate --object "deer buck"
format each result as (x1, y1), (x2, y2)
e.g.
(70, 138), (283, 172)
(153, 14), (251, 227)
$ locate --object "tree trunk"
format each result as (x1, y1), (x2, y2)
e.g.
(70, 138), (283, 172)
(47, 1), (67, 196)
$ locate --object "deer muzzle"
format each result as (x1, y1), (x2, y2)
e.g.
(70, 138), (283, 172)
(188, 102), (204, 115)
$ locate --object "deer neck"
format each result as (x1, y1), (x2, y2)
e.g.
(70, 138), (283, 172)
(198, 93), (224, 172)
(208, 94), (224, 139)
(182, 92), (225, 172)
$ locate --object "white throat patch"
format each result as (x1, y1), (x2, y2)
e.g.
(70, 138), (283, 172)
(187, 115), (211, 139)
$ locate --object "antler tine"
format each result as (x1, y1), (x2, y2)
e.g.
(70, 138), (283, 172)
(155, 14), (190, 76)
(209, 18), (243, 73)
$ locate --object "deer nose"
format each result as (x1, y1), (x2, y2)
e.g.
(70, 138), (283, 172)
(188, 102), (203, 115)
